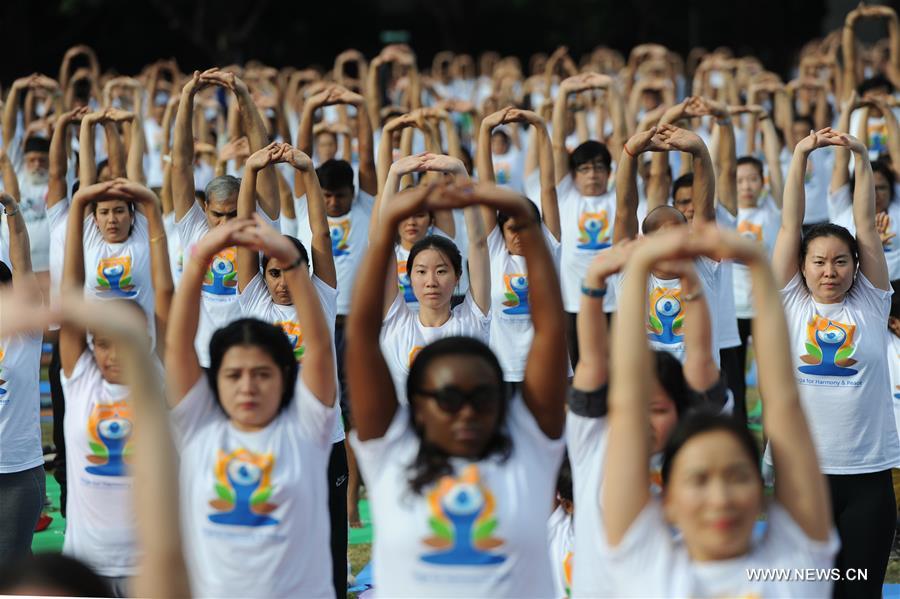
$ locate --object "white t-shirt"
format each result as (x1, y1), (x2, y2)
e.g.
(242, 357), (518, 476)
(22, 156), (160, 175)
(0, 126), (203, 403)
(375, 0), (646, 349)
(888, 333), (900, 446)
(714, 205), (741, 349)
(0, 332), (43, 473)
(47, 200), (69, 312)
(83, 211), (155, 340)
(492, 146), (525, 194)
(600, 498), (839, 598)
(733, 194), (782, 318)
(176, 202), (279, 366)
(349, 397), (566, 598)
(16, 177), (51, 271)
(619, 257), (721, 365)
(547, 505), (574, 599)
(171, 375), (337, 599)
(557, 175), (617, 313)
(294, 191), (374, 316)
(380, 291), (491, 405)
(61, 351), (139, 577)
(395, 227), (453, 311)
(781, 272), (900, 473)
(487, 225), (562, 382)
(163, 211), (183, 285)
(238, 273), (345, 444)
(827, 184), (900, 281)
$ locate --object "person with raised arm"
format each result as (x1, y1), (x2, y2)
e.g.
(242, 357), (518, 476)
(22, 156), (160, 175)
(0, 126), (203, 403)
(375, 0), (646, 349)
(601, 224), (837, 597)
(346, 182), (568, 597)
(552, 73), (618, 366)
(165, 216), (337, 598)
(772, 126), (900, 596)
(172, 68), (280, 367)
(477, 107), (562, 383)
(0, 190), (45, 563)
(235, 143), (350, 598)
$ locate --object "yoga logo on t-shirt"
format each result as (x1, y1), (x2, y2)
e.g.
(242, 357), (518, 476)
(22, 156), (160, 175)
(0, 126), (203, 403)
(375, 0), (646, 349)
(420, 464), (507, 566)
(85, 400), (133, 477)
(576, 211), (610, 250)
(0, 347), (7, 397)
(562, 551), (573, 597)
(647, 287), (684, 344)
(95, 256), (137, 298)
(409, 345), (424, 367)
(208, 448), (279, 527)
(275, 320), (304, 361)
(398, 260), (416, 303)
(329, 219), (351, 257)
(495, 161), (511, 185)
(501, 273), (530, 315)
(737, 220), (763, 243)
(798, 315), (858, 376)
(202, 248), (238, 296)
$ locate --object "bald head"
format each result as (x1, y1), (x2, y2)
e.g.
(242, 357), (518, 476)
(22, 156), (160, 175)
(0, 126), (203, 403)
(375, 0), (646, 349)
(642, 205), (687, 235)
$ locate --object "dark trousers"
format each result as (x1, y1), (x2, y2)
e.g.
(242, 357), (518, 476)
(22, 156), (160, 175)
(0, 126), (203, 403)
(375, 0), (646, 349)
(828, 470), (895, 598)
(565, 312), (579, 369)
(328, 441), (349, 599)
(719, 345), (746, 426)
(0, 465), (45, 561)
(49, 340), (66, 517)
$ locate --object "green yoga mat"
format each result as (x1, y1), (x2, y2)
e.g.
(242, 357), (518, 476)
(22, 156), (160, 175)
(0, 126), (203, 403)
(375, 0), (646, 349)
(32, 476), (373, 551)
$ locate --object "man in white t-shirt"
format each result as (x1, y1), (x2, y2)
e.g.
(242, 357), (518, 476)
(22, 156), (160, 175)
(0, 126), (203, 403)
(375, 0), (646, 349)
(171, 68), (281, 366)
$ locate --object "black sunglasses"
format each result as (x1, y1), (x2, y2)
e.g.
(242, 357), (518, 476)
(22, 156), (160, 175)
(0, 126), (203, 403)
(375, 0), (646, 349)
(416, 385), (501, 414)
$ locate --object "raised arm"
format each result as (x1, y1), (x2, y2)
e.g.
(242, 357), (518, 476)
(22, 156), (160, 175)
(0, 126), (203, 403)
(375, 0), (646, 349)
(291, 146), (337, 288)
(172, 71), (208, 220)
(845, 132), (891, 289)
(346, 185), (437, 440)
(103, 108), (133, 179)
(773, 128), (843, 287)
(78, 110), (104, 187)
(0, 193), (34, 285)
(165, 218), (255, 403)
(236, 144), (282, 292)
(244, 214), (336, 405)
(830, 94), (856, 193)
(125, 80), (147, 184)
(708, 99), (737, 217)
(658, 124), (716, 224)
(614, 127), (667, 242)
(672, 258), (719, 392)
(514, 109), (561, 239)
(842, 7), (862, 101)
(48, 109), (85, 208)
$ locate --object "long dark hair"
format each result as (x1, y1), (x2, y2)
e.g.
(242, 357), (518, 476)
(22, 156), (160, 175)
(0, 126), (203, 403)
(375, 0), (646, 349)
(207, 318), (298, 412)
(405, 337), (512, 494)
(653, 350), (692, 418)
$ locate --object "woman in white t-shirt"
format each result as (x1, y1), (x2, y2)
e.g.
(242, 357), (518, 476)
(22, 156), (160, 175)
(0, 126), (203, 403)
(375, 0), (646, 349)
(601, 225), (837, 598)
(235, 143), (349, 598)
(0, 192), (45, 563)
(165, 215), (338, 599)
(773, 127), (900, 596)
(376, 163), (491, 405)
(372, 153), (458, 311)
(58, 179), (172, 596)
(477, 107), (562, 382)
(63, 178), (172, 347)
(345, 182), (569, 597)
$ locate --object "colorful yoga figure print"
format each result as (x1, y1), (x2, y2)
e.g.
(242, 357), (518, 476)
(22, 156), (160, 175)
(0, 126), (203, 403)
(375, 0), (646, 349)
(397, 260), (416, 303)
(420, 464), (507, 566)
(95, 256), (137, 298)
(275, 320), (304, 361)
(85, 400), (134, 477)
(798, 315), (859, 377)
(202, 247), (238, 296)
(329, 219), (351, 257)
(501, 273), (530, 315)
(647, 287), (684, 345)
(576, 210), (610, 250)
(208, 448), (279, 527)
(0, 346), (6, 398)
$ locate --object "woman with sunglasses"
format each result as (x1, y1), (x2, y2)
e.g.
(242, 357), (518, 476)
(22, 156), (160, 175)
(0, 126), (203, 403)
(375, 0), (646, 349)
(600, 224), (836, 597)
(375, 161), (490, 404)
(346, 182), (569, 597)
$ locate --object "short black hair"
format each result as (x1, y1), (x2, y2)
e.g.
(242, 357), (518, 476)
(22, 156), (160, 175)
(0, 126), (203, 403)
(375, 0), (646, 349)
(315, 159), (354, 192)
(407, 234), (463, 279)
(23, 136), (50, 155)
(872, 159), (897, 204)
(858, 74), (895, 97)
(569, 141), (612, 173)
(672, 173), (694, 198)
(793, 113), (814, 131)
(736, 156), (764, 179)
